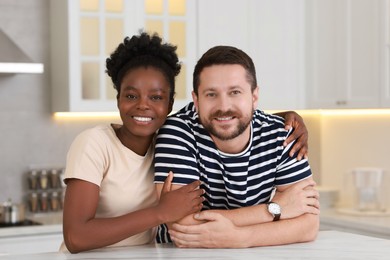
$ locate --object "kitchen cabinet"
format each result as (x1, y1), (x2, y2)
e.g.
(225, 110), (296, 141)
(381, 0), (390, 107)
(50, 0), (390, 112)
(197, 0), (306, 110)
(198, 0), (390, 110)
(305, 0), (382, 109)
(0, 233), (63, 255)
(50, 0), (141, 112)
(50, 0), (196, 112)
(0, 215), (63, 255)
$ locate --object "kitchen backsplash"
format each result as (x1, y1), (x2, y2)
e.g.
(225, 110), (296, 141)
(303, 111), (390, 210)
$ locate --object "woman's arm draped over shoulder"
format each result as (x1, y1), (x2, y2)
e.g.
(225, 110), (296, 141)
(273, 111), (308, 160)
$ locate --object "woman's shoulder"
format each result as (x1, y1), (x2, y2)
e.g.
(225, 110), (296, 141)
(72, 125), (115, 148)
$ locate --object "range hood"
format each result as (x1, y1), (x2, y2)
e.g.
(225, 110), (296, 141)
(0, 28), (44, 74)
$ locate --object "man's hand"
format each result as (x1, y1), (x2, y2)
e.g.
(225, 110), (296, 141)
(277, 111), (308, 160)
(169, 211), (244, 248)
(272, 178), (320, 219)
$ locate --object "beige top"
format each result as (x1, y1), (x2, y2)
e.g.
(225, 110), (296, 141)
(60, 125), (158, 252)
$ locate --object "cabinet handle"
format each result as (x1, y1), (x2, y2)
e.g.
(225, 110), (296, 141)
(336, 100), (347, 106)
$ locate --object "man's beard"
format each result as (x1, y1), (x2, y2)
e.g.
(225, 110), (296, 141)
(199, 109), (252, 141)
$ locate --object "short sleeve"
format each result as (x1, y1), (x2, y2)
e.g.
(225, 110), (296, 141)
(154, 117), (200, 185)
(274, 128), (312, 186)
(64, 129), (106, 186)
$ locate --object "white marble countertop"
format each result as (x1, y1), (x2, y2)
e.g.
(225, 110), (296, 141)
(320, 209), (390, 239)
(0, 231), (389, 260)
(0, 224), (62, 238)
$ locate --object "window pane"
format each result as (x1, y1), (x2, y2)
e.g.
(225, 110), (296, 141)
(169, 0), (185, 16)
(145, 0), (163, 14)
(80, 0), (99, 11)
(105, 0), (123, 12)
(146, 20), (164, 37)
(106, 19), (123, 55)
(82, 62), (100, 100)
(80, 17), (100, 56)
(169, 21), (186, 57)
(106, 75), (117, 100)
(175, 64), (186, 100)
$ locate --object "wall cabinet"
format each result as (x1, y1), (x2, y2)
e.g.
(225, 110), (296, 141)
(50, 0), (196, 112)
(51, 0), (141, 112)
(381, 0), (390, 107)
(51, 0), (390, 112)
(305, 0), (382, 109)
(197, 0), (305, 110)
(199, 0), (390, 110)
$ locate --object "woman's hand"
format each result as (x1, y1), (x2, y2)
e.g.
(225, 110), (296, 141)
(157, 172), (204, 223)
(272, 178), (320, 220)
(276, 111), (308, 160)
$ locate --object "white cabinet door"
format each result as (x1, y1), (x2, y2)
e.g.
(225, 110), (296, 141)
(51, 0), (196, 112)
(197, 0), (305, 110)
(306, 0), (381, 109)
(143, 0), (197, 111)
(248, 0), (305, 110)
(197, 0), (250, 55)
(50, 0), (144, 112)
(381, 0), (390, 107)
(0, 233), (63, 255)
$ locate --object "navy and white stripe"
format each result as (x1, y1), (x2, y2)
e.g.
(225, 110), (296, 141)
(154, 102), (312, 243)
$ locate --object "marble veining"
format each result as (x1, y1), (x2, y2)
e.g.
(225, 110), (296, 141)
(0, 231), (389, 260)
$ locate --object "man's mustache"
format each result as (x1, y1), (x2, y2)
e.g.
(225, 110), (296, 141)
(210, 110), (239, 118)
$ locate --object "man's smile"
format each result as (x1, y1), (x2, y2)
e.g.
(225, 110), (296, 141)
(215, 116), (234, 121)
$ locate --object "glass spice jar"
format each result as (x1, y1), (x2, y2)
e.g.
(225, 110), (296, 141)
(39, 170), (49, 190)
(28, 170), (39, 190)
(40, 192), (49, 212)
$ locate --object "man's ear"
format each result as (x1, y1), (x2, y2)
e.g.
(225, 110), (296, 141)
(252, 86), (259, 110)
(192, 91), (199, 112)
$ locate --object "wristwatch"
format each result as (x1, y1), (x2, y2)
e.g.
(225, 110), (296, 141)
(267, 201), (281, 221)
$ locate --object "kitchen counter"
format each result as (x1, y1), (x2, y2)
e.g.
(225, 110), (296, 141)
(0, 212), (62, 238)
(0, 231), (389, 260)
(320, 209), (390, 239)
(0, 213), (63, 256)
(0, 224), (61, 238)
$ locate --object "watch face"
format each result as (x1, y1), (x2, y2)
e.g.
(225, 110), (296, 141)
(268, 203), (281, 214)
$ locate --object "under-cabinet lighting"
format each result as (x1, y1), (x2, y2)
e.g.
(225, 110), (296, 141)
(319, 109), (390, 116)
(53, 109), (390, 120)
(54, 112), (120, 119)
(267, 109), (390, 117)
(0, 62), (44, 74)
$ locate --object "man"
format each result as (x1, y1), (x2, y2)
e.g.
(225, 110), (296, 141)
(154, 46), (320, 248)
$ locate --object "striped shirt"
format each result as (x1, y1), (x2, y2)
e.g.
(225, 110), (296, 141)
(154, 102), (312, 242)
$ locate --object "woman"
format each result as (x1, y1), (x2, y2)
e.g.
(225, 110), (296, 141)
(61, 32), (309, 253)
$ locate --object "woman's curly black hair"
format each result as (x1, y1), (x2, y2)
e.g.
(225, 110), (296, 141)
(106, 32), (181, 101)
